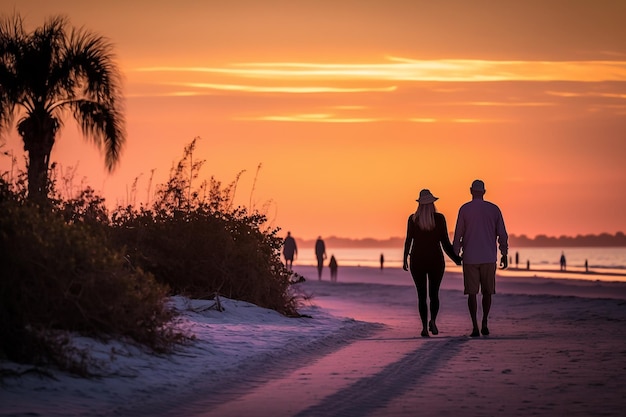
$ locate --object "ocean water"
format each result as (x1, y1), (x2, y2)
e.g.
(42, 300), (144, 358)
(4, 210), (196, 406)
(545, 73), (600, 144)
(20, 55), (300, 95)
(292, 246), (626, 282)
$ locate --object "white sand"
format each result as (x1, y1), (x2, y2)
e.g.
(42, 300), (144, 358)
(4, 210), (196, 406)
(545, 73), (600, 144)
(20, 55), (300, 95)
(1, 265), (625, 417)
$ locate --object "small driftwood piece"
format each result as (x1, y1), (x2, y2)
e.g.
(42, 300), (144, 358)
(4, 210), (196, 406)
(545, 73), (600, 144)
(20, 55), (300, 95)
(197, 292), (224, 312)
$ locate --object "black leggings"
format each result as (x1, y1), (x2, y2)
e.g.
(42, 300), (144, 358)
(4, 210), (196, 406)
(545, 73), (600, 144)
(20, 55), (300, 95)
(409, 260), (445, 327)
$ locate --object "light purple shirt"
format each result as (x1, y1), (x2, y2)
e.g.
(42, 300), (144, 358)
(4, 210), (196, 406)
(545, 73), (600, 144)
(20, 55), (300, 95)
(453, 198), (508, 264)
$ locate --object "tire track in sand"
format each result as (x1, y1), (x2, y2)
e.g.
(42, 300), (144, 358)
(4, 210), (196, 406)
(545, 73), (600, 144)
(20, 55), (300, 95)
(293, 337), (468, 417)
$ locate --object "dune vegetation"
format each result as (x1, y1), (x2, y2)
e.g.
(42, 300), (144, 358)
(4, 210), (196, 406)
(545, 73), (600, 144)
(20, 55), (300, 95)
(0, 138), (299, 375)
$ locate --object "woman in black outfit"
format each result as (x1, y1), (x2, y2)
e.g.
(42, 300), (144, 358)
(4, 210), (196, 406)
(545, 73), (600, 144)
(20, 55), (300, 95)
(403, 189), (461, 337)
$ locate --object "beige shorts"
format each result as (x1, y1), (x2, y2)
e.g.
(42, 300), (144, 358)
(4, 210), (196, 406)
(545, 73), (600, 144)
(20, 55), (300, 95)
(463, 263), (496, 295)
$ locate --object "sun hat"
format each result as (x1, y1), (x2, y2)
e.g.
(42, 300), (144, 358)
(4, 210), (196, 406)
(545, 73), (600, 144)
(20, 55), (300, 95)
(471, 179), (485, 192)
(416, 189), (438, 204)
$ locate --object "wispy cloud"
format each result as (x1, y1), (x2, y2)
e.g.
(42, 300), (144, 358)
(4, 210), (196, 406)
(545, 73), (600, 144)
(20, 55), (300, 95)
(408, 117), (510, 124)
(546, 91), (626, 99)
(170, 83), (396, 94)
(240, 114), (506, 124)
(464, 101), (555, 107)
(134, 57), (626, 83)
(239, 114), (383, 123)
(452, 118), (485, 123)
(128, 57), (626, 123)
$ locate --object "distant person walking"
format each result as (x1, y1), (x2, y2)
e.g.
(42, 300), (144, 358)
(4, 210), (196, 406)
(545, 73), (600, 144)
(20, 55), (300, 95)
(515, 251), (519, 269)
(282, 231), (298, 270)
(403, 189), (462, 337)
(380, 253), (385, 271)
(329, 255), (338, 282)
(315, 236), (327, 280)
(560, 252), (567, 271)
(453, 179), (508, 338)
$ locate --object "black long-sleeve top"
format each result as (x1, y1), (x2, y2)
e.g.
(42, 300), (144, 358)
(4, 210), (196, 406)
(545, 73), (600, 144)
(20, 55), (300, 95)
(404, 212), (458, 267)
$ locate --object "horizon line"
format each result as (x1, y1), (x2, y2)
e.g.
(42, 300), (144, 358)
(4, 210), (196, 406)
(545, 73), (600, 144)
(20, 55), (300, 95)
(293, 232), (626, 244)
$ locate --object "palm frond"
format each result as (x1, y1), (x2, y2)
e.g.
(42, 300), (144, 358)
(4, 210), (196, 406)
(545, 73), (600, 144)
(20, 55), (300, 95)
(0, 13), (25, 134)
(71, 99), (125, 171)
(65, 27), (122, 103)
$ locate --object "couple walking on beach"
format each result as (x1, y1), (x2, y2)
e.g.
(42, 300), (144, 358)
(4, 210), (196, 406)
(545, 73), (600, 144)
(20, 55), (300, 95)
(403, 179), (508, 338)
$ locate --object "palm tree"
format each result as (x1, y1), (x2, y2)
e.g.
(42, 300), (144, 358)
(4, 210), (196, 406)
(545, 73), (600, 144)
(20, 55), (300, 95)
(0, 14), (125, 203)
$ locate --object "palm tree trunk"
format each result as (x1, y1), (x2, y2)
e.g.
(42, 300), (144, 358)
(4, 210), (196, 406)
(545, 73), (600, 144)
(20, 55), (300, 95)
(26, 144), (51, 202)
(19, 113), (57, 204)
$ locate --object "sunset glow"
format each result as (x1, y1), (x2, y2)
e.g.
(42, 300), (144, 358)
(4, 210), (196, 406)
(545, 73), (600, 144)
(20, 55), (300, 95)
(135, 59), (626, 83)
(2, 1), (625, 241)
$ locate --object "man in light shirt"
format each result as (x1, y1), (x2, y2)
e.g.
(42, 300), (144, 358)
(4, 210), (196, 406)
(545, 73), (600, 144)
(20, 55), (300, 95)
(453, 179), (508, 337)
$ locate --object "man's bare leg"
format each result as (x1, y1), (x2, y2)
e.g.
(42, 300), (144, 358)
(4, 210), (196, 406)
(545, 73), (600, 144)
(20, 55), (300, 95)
(481, 294), (492, 335)
(468, 294), (480, 337)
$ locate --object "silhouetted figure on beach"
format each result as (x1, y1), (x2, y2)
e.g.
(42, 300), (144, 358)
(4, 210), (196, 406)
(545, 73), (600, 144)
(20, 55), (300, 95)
(404, 189), (462, 337)
(329, 255), (338, 282)
(315, 236), (327, 280)
(515, 251), (519, 269)
(282, 231), (298, 270)
(527, 260), (530, 270)
(453, 180), (508, 338)
(585, 259), (589, 273)
(380, 253), (384, 271)
(560, 252), (567, 271)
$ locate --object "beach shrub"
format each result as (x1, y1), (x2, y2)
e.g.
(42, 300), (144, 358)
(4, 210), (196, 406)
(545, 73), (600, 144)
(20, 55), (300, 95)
(0, 176), (186, 374)
(109, 139), (298, 316)
(0, 138), (300, 374)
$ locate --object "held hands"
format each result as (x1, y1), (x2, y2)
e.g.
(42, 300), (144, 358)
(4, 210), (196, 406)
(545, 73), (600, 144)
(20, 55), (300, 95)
(454, 255), (462, 266)
(500, 255), (508, 269)
(402, 259), (409, 271)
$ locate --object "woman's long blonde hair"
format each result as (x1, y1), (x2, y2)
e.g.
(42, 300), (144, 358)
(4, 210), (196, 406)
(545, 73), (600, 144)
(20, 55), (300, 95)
(413, 203), (436, 231)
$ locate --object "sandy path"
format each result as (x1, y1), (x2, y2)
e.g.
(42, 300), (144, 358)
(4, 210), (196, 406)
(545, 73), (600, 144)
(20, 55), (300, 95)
(156, 278), (466, 417)
(165, 276), (626, 417)
(315, 279), (626, 417)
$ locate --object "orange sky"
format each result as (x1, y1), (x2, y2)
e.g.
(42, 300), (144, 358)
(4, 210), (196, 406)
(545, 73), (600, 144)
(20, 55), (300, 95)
(2, 1), (626, 240)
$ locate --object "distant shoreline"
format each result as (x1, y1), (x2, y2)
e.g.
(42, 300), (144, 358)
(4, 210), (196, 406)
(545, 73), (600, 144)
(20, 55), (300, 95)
(503, 266), (626, 278)
(294, 233), (626, 249)
(291, 264), (626, 299)
(292, 263), (626, 284)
